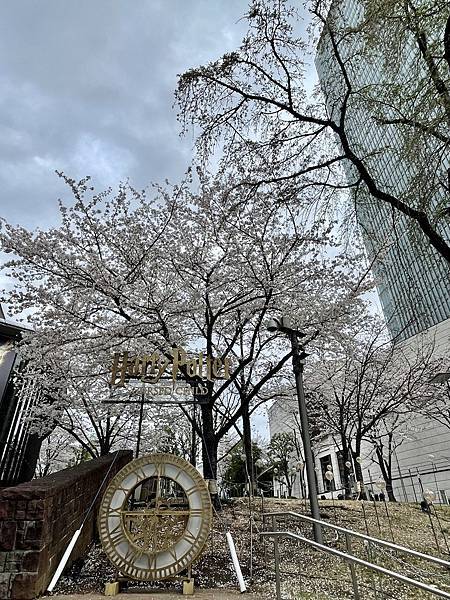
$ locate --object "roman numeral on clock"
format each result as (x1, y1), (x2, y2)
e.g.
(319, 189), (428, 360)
(109, 523), (125, 546)
(183, 528), (197, 544)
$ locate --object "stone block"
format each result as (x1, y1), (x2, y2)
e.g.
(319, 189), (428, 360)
(4, 551), (23, 573)
(15, 519), (45, 551)
(183, 578), (194, 595)
(21, 551), (40, 573)
(14, 502), (27, 521)
(10, 573), (37, 600)
(26, 500), (44, 520)
(24, 520), (43, 544)
(0, 522), (17, 551)
(0, 573), (12, 599)
(105, 581), (120, 596)
(0, 500), (15, 519)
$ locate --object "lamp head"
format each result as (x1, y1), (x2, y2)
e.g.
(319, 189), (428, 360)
(267, 317), (281, 332)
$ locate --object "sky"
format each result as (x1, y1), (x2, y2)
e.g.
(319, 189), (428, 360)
(0, 0), (258, 230)
(2, 0), (297, 438)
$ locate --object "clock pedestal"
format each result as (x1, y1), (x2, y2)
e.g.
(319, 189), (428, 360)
(104, 582), (120, 596)
(183, 577), (194, 595)
(104, 576), (194, 596)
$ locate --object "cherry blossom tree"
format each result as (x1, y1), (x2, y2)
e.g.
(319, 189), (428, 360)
(268, 432), (297, 497)
(367, 414), (412, 502)
(1, 171), (371, 482)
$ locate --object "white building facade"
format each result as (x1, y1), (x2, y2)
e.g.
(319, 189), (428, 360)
(268, 397), (384, 500)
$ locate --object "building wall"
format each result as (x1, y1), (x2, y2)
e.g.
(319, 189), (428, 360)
(0, 316), (42, 487)
(0, 450), (132, 600)
(388, 317), (450, 503)
(390, 415), (450, 504)
(267, 320), (450, 502)
(315, 0), (450, 342)
(267, 399), (383, 500)
(268, 393), (450, 503)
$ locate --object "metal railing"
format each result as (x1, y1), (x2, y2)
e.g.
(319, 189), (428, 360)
(261, 511), (450, 599)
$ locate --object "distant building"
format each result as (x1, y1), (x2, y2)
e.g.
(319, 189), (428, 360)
(268, 393), (450, 504)
(315, 0), (450, 342)
(268, 398), (375, 500)
(0, 305), (42, 486)
(268, 0), (450, 503)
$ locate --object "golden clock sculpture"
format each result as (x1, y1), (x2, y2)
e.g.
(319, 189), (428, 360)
(98, 453), (212, 581)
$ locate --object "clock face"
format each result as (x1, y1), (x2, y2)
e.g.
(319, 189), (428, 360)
(98, 453), (212, 581)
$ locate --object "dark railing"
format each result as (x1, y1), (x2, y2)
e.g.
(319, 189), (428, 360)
(261, 511), (450, 599)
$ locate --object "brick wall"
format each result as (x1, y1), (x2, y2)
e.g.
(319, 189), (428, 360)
(0, 450), (133, 600)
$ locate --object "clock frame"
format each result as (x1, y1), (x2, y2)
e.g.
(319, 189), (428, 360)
(98, 453), (212, 581)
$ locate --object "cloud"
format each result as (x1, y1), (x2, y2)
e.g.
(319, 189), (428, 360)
(0, 0), (249, 228)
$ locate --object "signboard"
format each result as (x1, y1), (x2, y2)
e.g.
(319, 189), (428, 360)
(107, 346), (232, 405)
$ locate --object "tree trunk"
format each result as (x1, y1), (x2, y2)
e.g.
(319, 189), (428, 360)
(190, 404), (197, 468)
(386, 480), (396, 502)
(287, 479), (293, 497)
(374, 444), (397, 502)
(352, 442), (367, 499)
(241, 400), (255, 494)
(340, 434), (352, 499)
(200, 403), (217, 480)
(299, 468), (306, 498)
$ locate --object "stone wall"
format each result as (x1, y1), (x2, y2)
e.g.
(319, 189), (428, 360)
(0, 450), (133, 600)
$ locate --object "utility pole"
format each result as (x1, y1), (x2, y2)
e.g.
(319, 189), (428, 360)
(268, 316), (323, 544)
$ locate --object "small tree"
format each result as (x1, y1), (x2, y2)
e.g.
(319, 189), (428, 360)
(35, 429), (80, 477)
(309, 317), (434, 498)
(418, 379), (450, 432)
(268, 432), (297, 497)
(367, 414), (411, 502)
(222, 440), (264, 496)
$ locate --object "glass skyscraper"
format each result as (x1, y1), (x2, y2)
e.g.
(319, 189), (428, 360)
(315, 0), (450, 341)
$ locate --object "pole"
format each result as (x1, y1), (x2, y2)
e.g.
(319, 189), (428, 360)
(368, 468), (382, 536)
(394, 449), (408, 502)
(409, 468), (418, 503)
(135, 388), (145, 458)
(226, 532), (247, 593)
(190, 403), (197, 467)
(289, 331), (323, 544)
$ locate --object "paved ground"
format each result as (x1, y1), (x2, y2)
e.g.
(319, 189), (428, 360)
(44, 590), (259, 599)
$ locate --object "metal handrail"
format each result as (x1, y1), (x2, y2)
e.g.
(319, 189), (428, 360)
(261, 530), (450, 599)
(263, 510), (450, 569)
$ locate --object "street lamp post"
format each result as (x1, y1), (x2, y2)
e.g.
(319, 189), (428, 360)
(267, 316), (323, 543)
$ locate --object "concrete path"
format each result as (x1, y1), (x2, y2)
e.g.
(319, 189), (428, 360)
(44, 591), (263, 599)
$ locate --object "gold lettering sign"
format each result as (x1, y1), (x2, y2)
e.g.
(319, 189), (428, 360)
(111, 347), (232, 388)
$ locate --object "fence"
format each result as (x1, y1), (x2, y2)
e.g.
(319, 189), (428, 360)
(261, 510), (450, 599)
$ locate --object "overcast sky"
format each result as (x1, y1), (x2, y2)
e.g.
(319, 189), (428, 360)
(0, 0), (264, 229)
(2, 0), (300, 436)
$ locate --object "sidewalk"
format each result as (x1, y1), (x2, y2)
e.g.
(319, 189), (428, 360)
(44, 590), (263, 599)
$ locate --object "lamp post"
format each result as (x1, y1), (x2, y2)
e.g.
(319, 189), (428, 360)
(267, 316), (323, 543)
